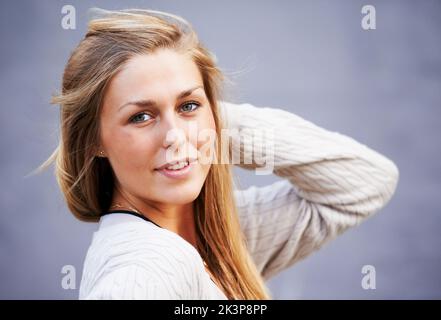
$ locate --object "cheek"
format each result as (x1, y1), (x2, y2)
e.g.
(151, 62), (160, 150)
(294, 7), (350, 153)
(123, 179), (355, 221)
(195, 108), (217, 160)
(197, 104), (216, 130)
(106, 130), (158, 172)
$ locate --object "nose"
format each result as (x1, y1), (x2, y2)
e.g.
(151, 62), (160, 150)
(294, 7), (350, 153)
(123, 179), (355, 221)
(160, 110), (187, 150)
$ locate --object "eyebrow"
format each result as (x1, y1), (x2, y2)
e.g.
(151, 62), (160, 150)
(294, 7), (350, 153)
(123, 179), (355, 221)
(118, 85), (204, 112)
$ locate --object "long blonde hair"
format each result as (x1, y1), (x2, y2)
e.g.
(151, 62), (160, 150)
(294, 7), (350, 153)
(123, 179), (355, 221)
(38, 8), (271, 299)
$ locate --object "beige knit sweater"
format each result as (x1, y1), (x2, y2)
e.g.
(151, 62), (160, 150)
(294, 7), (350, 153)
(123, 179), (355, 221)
(78, 100), (399, 299)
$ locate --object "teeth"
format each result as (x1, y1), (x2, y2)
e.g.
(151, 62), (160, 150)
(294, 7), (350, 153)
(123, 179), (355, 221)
(166, 161), (189, 170)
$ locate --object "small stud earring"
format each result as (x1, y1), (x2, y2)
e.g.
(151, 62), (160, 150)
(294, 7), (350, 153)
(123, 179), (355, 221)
(99, 150), (105, 157)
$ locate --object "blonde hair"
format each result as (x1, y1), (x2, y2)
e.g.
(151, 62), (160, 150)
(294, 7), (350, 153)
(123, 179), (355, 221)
(38, 8), (271, 299)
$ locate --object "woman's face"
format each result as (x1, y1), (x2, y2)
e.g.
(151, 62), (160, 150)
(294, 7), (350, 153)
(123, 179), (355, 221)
(99, 49), (216, 206)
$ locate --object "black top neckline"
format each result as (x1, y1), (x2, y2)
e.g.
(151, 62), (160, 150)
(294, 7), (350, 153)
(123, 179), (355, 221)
(100, 210), (163, 229)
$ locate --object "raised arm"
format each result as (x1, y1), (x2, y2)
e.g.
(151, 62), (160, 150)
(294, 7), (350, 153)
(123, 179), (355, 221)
(219, 101), (399, 281)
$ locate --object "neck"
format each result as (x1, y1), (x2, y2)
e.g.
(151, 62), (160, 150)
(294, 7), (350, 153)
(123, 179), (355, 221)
(111, 193), (198, 249)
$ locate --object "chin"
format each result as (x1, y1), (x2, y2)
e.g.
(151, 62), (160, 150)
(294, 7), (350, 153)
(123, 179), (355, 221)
(156, 183), (203, 204)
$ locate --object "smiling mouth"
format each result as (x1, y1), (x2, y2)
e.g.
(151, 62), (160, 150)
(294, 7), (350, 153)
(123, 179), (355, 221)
(159, 160), (190, 171)
(154, 159), (197, 179)
(155, 157), (198, 171)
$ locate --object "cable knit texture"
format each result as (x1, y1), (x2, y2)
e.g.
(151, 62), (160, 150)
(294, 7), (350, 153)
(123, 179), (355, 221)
(78, 101), (399, 299)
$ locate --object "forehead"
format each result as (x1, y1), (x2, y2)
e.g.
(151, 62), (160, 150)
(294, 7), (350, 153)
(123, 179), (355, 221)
(102, 49), (203, 111)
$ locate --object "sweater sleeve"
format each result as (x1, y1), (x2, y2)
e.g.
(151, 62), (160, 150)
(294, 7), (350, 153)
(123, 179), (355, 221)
(219, 101), (399, 281)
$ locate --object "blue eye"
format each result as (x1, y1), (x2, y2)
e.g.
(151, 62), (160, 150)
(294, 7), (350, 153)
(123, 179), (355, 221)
(130, 112), (152, 124)
(129, 102), (201, 124)
(180, 101), (201, 113)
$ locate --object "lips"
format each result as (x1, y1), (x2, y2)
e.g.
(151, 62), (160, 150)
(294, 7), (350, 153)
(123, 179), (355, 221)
(155, 158), (196, 179)
(155, 157), (198, 171)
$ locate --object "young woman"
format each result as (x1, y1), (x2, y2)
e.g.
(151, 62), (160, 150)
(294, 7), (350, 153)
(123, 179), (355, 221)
(44, 8), (399, 299)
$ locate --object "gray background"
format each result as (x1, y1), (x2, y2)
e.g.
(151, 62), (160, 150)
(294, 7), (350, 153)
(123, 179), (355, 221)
(1, 0), (440, 299)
